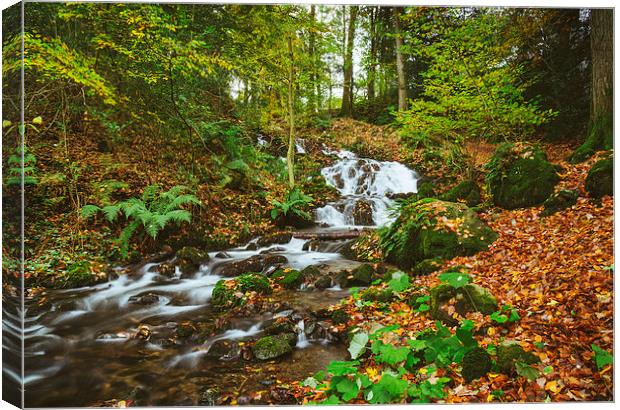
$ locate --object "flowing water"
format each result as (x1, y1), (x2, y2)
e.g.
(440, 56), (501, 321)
(7, 148), (419, 407)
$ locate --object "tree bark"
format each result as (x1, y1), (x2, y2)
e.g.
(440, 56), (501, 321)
(394, 7), (407, 111)
(287, 35), (296, 188)
(367, 7), (377, 101)
(309, 5), (317, 113)
(571, 8), (613, 162)
(341, 6), (358, 116)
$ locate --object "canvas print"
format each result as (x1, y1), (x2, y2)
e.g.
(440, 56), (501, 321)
(1, 1), (614, 408)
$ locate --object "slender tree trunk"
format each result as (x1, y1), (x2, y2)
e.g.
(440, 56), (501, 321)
(571, 8), (613, 162)
(287, 36), (296, 188)
(309, 5), (317, 113)
(367, 7), (377, 101)
(341, 6), (358, 116)
(394, 7), (407, 111)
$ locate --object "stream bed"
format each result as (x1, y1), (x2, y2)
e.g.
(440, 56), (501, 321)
(18, 149), (419, 407)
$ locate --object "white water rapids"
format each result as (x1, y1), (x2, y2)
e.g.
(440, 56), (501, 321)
(315, 149), (419, 227)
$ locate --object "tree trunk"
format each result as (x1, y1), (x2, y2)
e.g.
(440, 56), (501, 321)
(341, 6), (358, 116)
(571, 9), (613, 163)
(309, 5), (317, 113)
(287, 36), (296, 188)
(367, 7), (377, 101)
(394, 7), (407, 111)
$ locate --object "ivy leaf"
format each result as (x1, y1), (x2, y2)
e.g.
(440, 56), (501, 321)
(592, 344), (613, 370)
(348, 332), (369, 360)
(438, 271), (472, 288)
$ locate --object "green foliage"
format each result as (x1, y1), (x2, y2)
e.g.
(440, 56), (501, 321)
(397, 9), (554, 145)
(348, 332), (369, 360)
(438, 271), (472, 288)
(490, 305), (520, 324)
(82, 185), (199, 258)
(591, 344), (613, 370)
(270, 186), (314, 221)
(6, 145), (38, 186)
(387, 271), (410, 293)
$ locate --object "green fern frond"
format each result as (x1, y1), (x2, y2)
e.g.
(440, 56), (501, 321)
(102, 204), (121, 222)
(81, 204), (101, 219)
(165, 209), (192, 224)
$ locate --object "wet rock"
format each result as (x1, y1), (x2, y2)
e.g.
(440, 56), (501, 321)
(218, 254), (287, 277)
(302, 240), (320, 251)
(246, 243), (258, 251)
(353, 200), (374, 225)
(176, 246), (210, 275)
(134, 325), (151, 341)
(176, 321), (196, 338)
(314, 275), (332, 289)
(383, 199), (497, 270)
(337, 264), (374, 287)
(199, 387), (222, 406)
(361, 287), (394, 303)
(462, 347), (492, 382)
(215, 252), (231, 259)
(331, 309), (349, 325)
(212, 273), (272, 308)
(274, 213), (315, 229)
(486, 143), (560, 209)
(252, 334), (294, 360)
(264, 318), (296, 335)
(154, 262), (176, 277)
(257, 232), (293, 247)
(128, 293), (160, 305)
(585, 157), (613, 198)
(260, 247), (286, 254)
(273, 269), (304, 289)
(541, 189), (579, 216)
(207, 340), (241, 361)
(497, 341), (540, 373)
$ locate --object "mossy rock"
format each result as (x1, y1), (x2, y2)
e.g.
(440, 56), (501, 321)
(541, 189), (579, 216)
(412, 258), (445, 276)
(301, 265), (321, 279)
(252, 334), (294, 360)
(331, 309), (349, 325)
(361, 287), (394, 303)
(211, 273), (272, 308)
(264, 319), (296, 335)
(407, 292), (427, 310)
(351, 264), (374, 285)
(276, 269), (304, 289)
(585, 157), (613, 199)
(314, 275), (332, 289)
(462, 347), (492, 382)
(176, 246), (210, 274)
(570, 114), (613, 163)
(460, 284), (498, 315)
(416, 181), (436, 198)
(429, 284), (456, 319)
(440, 180), (481, 207)
(497, 341), (540, 373)
(383, 199), (498, 270)
(486, 143), (560, 210)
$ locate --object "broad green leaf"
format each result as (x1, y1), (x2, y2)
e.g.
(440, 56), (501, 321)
(438, 271), (472, 288)
(348, 332), (369, 360)
(592, 344), (613, 370)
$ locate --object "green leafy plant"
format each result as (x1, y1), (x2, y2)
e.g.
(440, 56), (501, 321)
(82, 185), (200, 258)
(6, 146), (38, 186)
(270, 186), (314, 221)
(591, 344), (613, 370)
(490, 304), (521, 324)
(387, 271), (410, 293)
(438, 271), (472, 288)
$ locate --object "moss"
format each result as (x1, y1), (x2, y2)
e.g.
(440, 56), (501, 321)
(429, 284), (456, 319)
(541, 189), (579, 216)
(277, 269), (304, 289)
(211, 273), (271, 308)
(301, 265), (321, 278)
(486, 144), (560, 209)
(497, 341), (540, 373)
(570, 114), (613, 163)
(361, 287), (394, 303)
(382, 199), (497, 270)
(585, 157), (613, 198)
(314, 275), (332, 289)
(176, 246), (210, 273)
(412, 258), (444, 276)
(237, 273), (272, 294)
(460, 284), (498, 315)
(440, 180), (481, 207)
(351, 264), (374, 285)
(416, 181), (436, 198)
(331, 309), (349, 325)
(462, 347), (492, 382)
(211, 280), (235, 307)
(252, 335), (294, 360)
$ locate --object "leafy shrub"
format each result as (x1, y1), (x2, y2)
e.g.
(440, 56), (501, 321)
(5, 145), (38, 186)
(82, 185), (199, 258)
(270, 186), (314, 221)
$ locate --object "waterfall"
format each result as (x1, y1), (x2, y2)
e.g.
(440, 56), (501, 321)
(315, 151), (419, 227)
(295, 319), (310, 348)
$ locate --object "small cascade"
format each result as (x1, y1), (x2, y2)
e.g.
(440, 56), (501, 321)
(295, 319), (310, 349)
(315, 150), (419, 227)
(295, 139), (307, 154)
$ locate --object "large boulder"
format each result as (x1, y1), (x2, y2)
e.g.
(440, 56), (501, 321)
(485, 143), (560, 209)
(336, 263), (375, 287)
(352, 200), (374, 225)
(176, 246), (210, 274)
(382, 199), (497, 270)
(273, 269), (304, 289)
(585, 157), (613, 198)
(429, 282), (498, 323)
(497, 341), (540, 373)
(252, 334), (295, 360)
(462, 347), (492, 382)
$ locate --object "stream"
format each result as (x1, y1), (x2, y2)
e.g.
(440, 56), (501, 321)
(13, 149), (418, 407)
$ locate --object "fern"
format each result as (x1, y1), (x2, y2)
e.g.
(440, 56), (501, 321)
(270, 187), (314, 221)
(81, 185), (200, 258)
